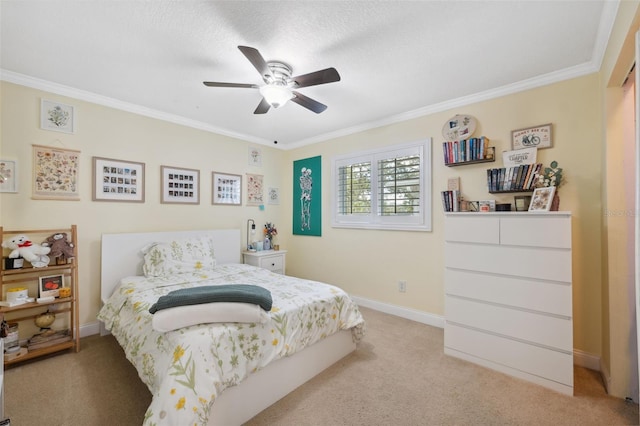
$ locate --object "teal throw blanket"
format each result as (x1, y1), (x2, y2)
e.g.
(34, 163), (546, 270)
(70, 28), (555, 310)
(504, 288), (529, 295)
(149, 284), (272, 313)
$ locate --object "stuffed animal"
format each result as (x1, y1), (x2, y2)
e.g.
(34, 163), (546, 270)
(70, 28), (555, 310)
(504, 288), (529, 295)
(42, 232), (75, 259)
(2, 235), (51, 267)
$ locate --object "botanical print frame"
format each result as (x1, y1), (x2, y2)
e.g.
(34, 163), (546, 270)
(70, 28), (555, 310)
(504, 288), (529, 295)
(267, 187), (280, 205)
(32, 145), (80, 200)
(41, 99), (75, 134)
(512, 123), (552, 150)
(39, 274), (64, 298)
(248, 146), (262, 167)
(161, 165), (200, 204)
(528, 186), (556, 212)
(246, 173), (264, 206)
(92, 156), (145, 203)
(0, 159), (17, 193)
(293, 155), (322, 236)
(212, 172), (242, 205)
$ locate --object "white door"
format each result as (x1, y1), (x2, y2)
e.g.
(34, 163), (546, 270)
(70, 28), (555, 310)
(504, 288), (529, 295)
(635, 30), (640, 408)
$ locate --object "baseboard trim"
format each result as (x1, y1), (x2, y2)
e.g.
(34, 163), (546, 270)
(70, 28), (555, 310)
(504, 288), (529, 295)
(574, 348), (601, 371)
(350, 295), (445, 328)
(80, 321), (101, 338)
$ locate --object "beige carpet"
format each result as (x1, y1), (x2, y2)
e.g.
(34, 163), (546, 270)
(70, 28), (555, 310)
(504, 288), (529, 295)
(4, 307), (639, 425)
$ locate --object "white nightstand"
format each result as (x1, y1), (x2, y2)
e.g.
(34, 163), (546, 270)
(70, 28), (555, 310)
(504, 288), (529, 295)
(242, 249), (287, 275)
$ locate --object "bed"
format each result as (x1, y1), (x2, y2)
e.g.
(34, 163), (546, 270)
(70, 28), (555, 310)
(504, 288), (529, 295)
(98, 229), (365, 426)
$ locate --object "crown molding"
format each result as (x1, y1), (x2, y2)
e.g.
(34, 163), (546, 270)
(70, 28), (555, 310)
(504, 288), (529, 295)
(0, 69), (273, 146)
(285, 60), (599, 149)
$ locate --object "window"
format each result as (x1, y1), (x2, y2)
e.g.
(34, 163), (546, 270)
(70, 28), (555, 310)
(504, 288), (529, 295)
(332, 139), (432, 231)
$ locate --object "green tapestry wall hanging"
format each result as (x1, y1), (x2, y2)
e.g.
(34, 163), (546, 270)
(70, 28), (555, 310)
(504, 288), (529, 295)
(293, 155), (321, 236)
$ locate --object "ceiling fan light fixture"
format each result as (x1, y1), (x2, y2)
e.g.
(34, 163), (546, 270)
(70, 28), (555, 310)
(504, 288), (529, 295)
(259, 85), (293, 108)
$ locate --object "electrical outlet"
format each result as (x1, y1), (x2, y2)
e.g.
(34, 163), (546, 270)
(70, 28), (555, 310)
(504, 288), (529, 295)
(398, 281), (407, 292)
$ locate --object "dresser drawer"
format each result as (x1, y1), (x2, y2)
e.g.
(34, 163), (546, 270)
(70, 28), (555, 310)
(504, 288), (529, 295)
(445, 323), (574, 387)
(445, 269), (572, 316)
(445, 243), (571, 282)
(500, 216), (571, 248)
(446, 296), (573, 351)
(444, 216), (499, 244)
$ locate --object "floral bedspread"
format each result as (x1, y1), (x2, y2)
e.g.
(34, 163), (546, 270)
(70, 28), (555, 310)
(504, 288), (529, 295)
(98, 263), (365, 426)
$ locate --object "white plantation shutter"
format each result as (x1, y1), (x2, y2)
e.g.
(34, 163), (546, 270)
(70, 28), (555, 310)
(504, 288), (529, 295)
(332, 139), (432, 231)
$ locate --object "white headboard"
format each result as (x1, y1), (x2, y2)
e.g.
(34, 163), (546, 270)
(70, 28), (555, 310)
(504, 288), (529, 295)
(100, 228), (241, 303)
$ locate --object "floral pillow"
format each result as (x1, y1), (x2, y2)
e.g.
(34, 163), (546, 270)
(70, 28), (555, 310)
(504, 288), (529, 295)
(142, 237), (216, 277)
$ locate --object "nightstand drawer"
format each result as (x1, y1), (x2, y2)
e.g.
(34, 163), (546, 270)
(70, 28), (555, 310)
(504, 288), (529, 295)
(259, 256), (283, 272)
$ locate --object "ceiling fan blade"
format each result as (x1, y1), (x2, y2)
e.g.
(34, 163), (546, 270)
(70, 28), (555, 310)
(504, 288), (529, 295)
(238, 46), (273, 81)
(291, 91), (328, 114)
(292, 68), (340, 88)
(254, 98), (271, 114)
(203, 82), (259, 89)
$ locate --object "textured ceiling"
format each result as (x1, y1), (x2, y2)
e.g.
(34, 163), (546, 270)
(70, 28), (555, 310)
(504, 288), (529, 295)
(1, 1), (617, 148)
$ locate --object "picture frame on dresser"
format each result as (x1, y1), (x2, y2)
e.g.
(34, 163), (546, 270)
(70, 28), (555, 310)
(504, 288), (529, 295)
(528, 187), (556, 212)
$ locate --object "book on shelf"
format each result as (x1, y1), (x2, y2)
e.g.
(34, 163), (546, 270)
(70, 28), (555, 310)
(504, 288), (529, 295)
(486, 163), (542, 192)
(442, 137), (491, 164)
(27, 328), (71, 351)
(441, 190), (460, 212)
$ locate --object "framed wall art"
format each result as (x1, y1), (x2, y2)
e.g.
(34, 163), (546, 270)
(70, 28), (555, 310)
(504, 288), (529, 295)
(248, 146), (262, 167)
(512, 123), (552, 150)
(0, 159), (17, 193)
(528, 186), (556, 212)
(39, 273), (64, 298)
(32, 144), (80, 200)
(293, 155), (322, 236)
(268, 187), (280, 205)
(92, 156), (145, 203)
(161, 165), (200, 204)
(212, 171), (242, 205)
(246, 173), (264, 206)
(41, 99), (75, 134)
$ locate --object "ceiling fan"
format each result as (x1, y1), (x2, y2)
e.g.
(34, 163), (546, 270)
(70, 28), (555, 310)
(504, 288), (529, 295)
(203, 45), (340, 114)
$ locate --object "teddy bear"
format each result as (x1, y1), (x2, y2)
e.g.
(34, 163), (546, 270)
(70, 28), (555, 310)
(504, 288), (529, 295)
(42, 232), (75, 259)
(2, 235), (51, 267)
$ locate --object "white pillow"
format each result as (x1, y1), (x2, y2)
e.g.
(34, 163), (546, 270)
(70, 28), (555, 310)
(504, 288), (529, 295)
(142, 237), (216, 277)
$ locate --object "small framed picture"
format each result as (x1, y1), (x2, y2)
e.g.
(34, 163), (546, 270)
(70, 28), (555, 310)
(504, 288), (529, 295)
(514, 195), (532, 212)
(267, 187), (280, 205)
(212, 172), (242, 205)
(41, 99), (75, 134)
(0, 159), (17, 193)
(528, 186), (556, 212)
(246, 173), (264, 206)
(249, 146), (262, 167)
(92, 156), (145, 203)
(161, 166), (200, 204)
(511, 123), (552, 150)
(39, 274), (64, 298)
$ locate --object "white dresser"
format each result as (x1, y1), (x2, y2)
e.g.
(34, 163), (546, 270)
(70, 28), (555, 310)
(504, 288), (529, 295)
(444, 212), (573, 395)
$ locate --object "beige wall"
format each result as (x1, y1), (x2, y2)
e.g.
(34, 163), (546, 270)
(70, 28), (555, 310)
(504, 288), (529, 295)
(0, 82), (288, 327)
(286, 73), (604, 356)
(0, 74), (605, 357)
